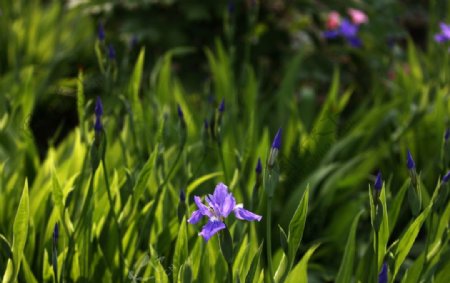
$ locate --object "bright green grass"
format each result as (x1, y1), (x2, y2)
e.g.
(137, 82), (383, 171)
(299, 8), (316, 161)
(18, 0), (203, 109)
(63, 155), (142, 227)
(1, 1), (450, 283)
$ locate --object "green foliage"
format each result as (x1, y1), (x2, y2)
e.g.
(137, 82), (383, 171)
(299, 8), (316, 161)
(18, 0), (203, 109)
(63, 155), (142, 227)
(1, 1), (450, 282)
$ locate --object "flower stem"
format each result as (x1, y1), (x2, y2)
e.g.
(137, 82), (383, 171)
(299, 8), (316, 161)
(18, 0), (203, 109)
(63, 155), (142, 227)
(266, 196), (274, 283)
(375, 231), (379, 283)
(102, 158), (125, 283)
(218, 144), (229, 183)
(227, 262), (233, 283)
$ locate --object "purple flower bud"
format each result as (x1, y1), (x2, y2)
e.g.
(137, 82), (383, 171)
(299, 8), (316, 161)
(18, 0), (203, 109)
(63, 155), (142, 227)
(108, 44), (116, 60)
(378, 262), (388, 283)
(271, 128), (282, 150)
(255, 158), (262, 174)
(98, 22), (105, 41)
(374, 171), (382, 191)
(95, 96), (103, 117)
(407, 149), (415, 170)
(218, 98), (225, 113)
(177, 104), (184, 119)
(53, 223), (59, 244)
(179, 189), (186, 202)
(94, 116), (103, 132)
(443, 171), (450, 183)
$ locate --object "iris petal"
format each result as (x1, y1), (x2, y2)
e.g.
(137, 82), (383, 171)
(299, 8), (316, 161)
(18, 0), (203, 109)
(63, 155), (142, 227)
(194, 196), (213, 217)
(199, 220), (226, 241)
(233, 205), (262, 222)
(187, 210), (203, 224)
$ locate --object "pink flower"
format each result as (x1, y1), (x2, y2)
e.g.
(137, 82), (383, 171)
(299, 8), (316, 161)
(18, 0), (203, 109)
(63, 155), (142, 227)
(348, 8), (368, 25)
(326, 11), (341, 30)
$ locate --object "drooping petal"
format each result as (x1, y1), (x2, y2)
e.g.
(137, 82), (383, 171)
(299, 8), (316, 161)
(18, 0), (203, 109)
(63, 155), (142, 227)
(233, 205), (262, 222)
(199, 220), (226, 241)
(194, 196), (213, 217)
(187, 210), (204, 224)
(435, 33), (448, 43)
(378, 262), (388, 283)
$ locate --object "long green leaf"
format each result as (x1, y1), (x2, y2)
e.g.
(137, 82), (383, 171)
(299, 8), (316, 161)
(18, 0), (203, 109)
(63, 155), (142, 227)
(285, 244), (320, 283)
(393, 205), (431, 279)
(172, 217), (188, 283)
(335, 210), (363, 283)
(3, 180), (29, 283)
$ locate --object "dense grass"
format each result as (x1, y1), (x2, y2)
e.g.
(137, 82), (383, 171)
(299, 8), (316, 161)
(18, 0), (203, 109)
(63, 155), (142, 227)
(1, 1), (450, 283)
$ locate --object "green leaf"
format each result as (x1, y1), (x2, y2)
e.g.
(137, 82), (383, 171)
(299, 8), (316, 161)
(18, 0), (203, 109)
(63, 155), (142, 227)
(76, 70), (85, 142)
(245, 243), (263, 283)
(287, 187), (309, 268)
(335, 210), (363, 283)
(186, 172), (222, 194)
(278, 225), (288, 256)
(285, 244), (320, 283)
(0, 234), (12, 260)
(274, 187), (309, 282)
(133, 146), (158, 202)
(173, 217), (188, 282)
(3, 180), (29, 283)
(388, 180), (409, 235)
(393, 205), (431, 279)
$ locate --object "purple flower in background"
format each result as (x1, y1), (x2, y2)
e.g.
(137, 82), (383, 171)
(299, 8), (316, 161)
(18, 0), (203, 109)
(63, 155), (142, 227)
(94, 96), (103, 132)
(95, 96), (103, 117)
(324, 19), (362, 47)
(378, 262), (388, 283)
(218, 98), (225, 113)
(53, 223), (59, 244)
(268, 128), (282, 168)
(271, 128), (282, 150)
(374, 171), (383, 192)
(188, 183), (262, 241)
(255, 158), (262, 174)
(98, 22), (105, 41)
(407, 149), (415, 170)
(108, 44), (116, 60)
(177, 104), (184, 119)
(434, 22), (450, 43)
(445, 128), (450, 142)
(443, 171), (450, 183)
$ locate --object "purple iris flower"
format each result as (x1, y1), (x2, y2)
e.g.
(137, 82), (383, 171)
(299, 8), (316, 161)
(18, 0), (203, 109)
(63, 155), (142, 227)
(378, 262), (388, 283)
(324, 19), (362, 47)
(435, 22), (450, 43)
(188, 183), (262, 241)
